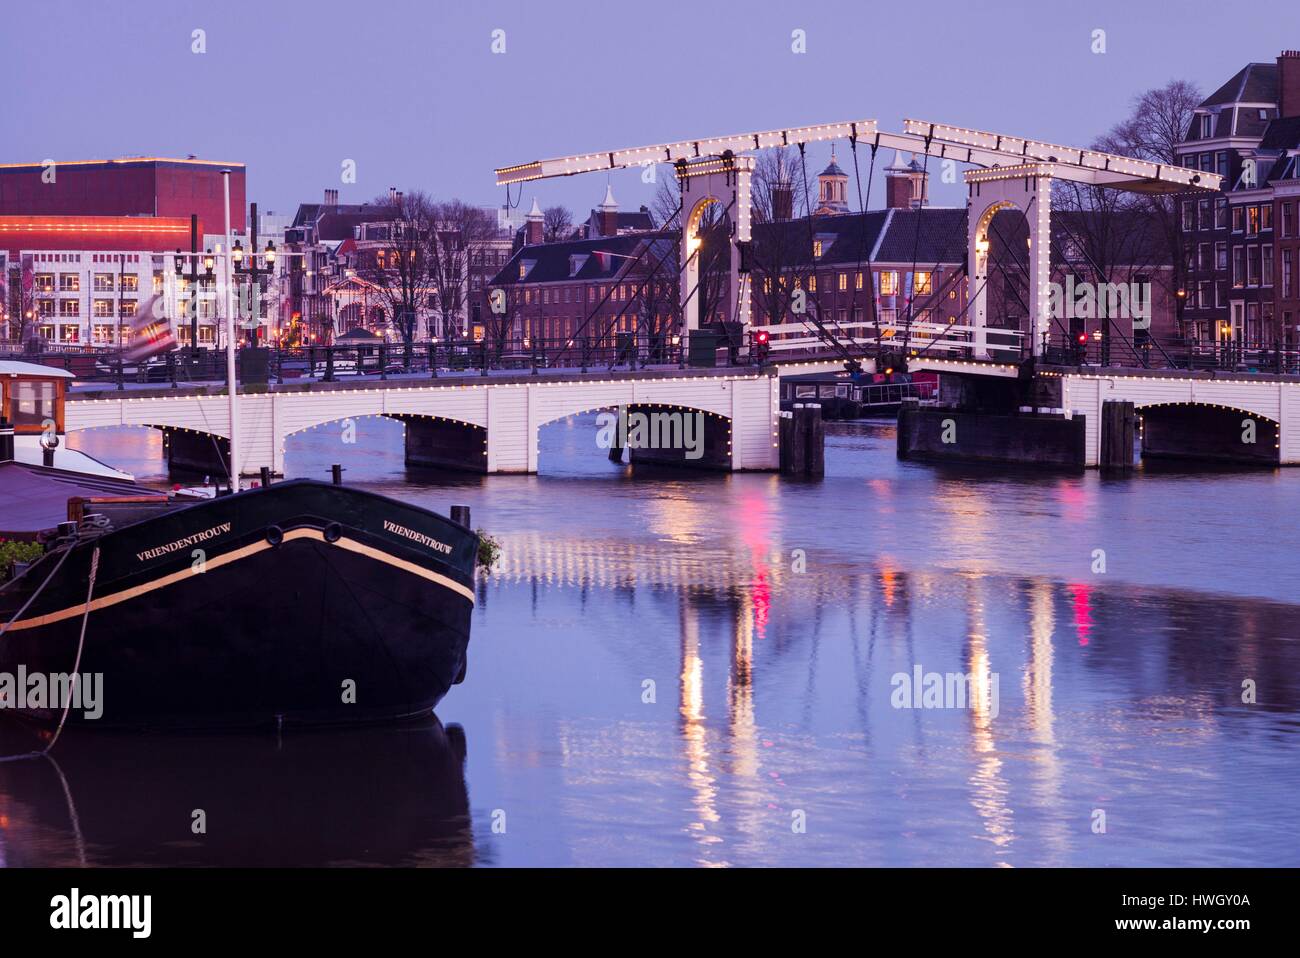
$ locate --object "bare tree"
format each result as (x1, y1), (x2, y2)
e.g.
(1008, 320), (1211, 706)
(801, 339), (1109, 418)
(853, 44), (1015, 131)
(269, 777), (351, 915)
(428, 200), (495, 341)
(750, 146), (817, 327)
(1052, 79), (1202, 340)
(355, 190), (438, 345)
(543, 206), (574, 243)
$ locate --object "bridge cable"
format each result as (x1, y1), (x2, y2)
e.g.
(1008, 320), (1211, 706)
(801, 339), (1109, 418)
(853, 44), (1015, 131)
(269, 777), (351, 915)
(907, 197), (1056, 363)
(548, 197), (685, 360)
(793, 142), (858, 366)
(900, 140), (933, 356)
(1047, 210), (1173, 368)
(846, 133), (880, 370)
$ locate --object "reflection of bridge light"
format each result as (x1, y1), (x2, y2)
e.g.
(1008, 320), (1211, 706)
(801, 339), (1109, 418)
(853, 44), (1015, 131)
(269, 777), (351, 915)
(751, 568), (770, 639)
(679, 603), (721, 846)
(880, 567), (897, 607)
(1069, 583), (1093, 646)
(965, 580), (1014, 853)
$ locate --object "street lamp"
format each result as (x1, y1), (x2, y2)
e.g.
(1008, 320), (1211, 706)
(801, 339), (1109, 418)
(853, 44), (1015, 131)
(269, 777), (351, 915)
(175, 245), (215, 354)
(232, 202), (277, 346)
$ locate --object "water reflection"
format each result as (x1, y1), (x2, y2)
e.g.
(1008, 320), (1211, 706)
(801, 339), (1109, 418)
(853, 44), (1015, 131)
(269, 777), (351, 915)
(40, 417), (1300, 866)
(0, 718), (474, 867)
(463, 537), (1300, 866)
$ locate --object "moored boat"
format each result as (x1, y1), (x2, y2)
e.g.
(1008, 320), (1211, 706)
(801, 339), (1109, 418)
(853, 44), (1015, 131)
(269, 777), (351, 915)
(0, 478), (479, 728)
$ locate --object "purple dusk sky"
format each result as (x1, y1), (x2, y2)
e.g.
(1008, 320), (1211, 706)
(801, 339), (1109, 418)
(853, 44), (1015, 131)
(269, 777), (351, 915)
(2, 0), (1297, 220)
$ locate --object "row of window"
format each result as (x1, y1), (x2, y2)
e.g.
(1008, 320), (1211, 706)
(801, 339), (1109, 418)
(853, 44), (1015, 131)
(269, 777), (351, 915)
(1182, 199), (1300, 238)
(519, 282), (675, 306)
(32, 272), (147, 292)
(33, 299), (137, 317)
(1177, 150), (1230, 177)
(1231, 244), (1273, 288)
(758, 270), (935, 297)
(507, 270), (941, 306)
(33, 324), (223, 345)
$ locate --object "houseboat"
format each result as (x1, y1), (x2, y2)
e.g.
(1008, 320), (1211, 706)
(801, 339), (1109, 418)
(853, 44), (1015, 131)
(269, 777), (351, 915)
(0, 360), (479, 729)
(780, 369), (939, 419)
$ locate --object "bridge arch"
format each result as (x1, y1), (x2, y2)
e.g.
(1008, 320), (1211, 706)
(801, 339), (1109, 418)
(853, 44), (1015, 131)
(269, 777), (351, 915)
(1136, 400), (1279, 465)
(536, 401), (734, 472)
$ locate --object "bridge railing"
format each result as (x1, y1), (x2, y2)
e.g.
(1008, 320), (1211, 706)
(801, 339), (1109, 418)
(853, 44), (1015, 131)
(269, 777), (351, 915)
(22, 335), (705, 388)
(1044, 333), (1300, 375)
(753, 318), (1026, 360)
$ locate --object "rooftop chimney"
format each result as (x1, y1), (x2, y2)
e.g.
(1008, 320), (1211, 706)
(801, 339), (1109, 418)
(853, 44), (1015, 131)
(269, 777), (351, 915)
(323, 188), (338, 207)
(1278, 51), (1300, 119)
(597, 183), (619, 237)
(772, 178), (794, 221)
(884, 151), (929, 210)
(525, 197), (544, 246)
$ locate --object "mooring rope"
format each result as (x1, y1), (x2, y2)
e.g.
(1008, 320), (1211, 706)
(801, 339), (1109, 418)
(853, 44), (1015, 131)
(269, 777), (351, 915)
(0, 543), (99, 762)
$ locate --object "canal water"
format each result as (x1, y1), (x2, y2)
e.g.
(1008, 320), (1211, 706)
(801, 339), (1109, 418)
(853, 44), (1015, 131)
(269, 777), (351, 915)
(2, 415), (1297, 867)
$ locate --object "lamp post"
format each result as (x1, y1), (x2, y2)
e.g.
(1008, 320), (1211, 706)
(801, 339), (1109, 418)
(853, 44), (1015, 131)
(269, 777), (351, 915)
(116, 253), (127, 390)
(232, 201), (277, 348)
(221, 169), (239, 486)
(174, 244), (214, 363)
(171, 214), (199, 366)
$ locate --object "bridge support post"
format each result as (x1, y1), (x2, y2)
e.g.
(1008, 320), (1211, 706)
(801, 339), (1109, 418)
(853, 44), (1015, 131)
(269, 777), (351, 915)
(966, 164), (1055, 360)
(1099, 400), (1136, 473)
(678, 155), (753, 347)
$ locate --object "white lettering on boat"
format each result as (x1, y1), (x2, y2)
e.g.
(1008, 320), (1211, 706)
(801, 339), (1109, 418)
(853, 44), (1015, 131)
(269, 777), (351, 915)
(135, 522), (232, 562)
(382, 520), (454, 555)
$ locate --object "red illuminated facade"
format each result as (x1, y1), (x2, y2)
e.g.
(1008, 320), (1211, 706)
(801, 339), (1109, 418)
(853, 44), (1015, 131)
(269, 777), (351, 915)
(0, 157), (244, 235)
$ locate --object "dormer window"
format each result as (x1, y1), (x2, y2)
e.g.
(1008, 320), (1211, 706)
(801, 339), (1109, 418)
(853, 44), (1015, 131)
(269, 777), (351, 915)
(1199, 114), (1213, 139)
(813, 240), (823, 258)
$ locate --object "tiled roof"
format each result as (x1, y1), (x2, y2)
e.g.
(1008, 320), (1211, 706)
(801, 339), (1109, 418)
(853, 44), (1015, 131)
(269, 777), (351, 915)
(1201, 63), (1277, 107)
(873, 208), (968, 264)
(1258, 115), (1300, 150)
(753, 209), (968, 268)
(754, 211), (889, 268)
(490, 232), (676, 286)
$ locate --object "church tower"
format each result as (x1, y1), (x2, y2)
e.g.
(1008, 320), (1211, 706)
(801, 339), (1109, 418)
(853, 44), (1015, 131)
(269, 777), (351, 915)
(815, 148), (851, 214)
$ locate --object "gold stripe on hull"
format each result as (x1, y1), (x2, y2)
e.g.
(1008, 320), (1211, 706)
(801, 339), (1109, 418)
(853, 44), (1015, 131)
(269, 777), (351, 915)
(2, 528), (475, 633)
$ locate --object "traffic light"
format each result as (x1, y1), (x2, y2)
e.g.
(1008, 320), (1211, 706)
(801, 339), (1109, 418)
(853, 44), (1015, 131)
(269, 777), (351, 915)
(753, 328), (770, 363)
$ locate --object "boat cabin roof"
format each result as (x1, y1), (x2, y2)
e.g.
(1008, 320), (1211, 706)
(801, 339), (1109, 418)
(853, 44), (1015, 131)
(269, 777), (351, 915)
(0, 460), (158, 536)
(0, 361), (76, 379)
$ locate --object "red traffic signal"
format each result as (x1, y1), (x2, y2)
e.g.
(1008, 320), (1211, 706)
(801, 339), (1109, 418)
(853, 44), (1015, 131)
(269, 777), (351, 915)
(755, 330), (769, 345)
(1076, 332), (1087, 344)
